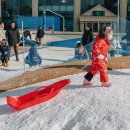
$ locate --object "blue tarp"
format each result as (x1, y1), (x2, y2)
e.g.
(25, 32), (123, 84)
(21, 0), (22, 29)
(18, 16), (60, 31)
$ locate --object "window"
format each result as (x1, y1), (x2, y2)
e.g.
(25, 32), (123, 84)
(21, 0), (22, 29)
(59, 6), (66, 11)
(52, 0), (59, 5)
(67, 0), (74, 5)
(20, 0), (32, 16)
(46, 0), (52, 5)
(52, 6), (59, 11)
(93, 11), (105, 16)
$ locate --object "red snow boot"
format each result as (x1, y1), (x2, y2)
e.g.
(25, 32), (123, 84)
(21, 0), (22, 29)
(102, 82), (112, 87)
(83, 79), (93, 86)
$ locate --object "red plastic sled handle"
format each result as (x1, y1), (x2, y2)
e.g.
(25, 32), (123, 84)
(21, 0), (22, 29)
(36, 88), (55, 98)
(35, 86), (45, 91)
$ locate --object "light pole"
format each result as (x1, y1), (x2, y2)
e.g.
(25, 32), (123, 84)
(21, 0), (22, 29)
(43, 10), (46, 31)
(117, 0), (120, 56)
(43, 9), (65, 32)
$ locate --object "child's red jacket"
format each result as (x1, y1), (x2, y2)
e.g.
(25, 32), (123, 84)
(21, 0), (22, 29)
(91, 34), (110, 62)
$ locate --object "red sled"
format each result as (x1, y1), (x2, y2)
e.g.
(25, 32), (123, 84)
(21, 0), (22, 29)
(6, 79), (71, 110)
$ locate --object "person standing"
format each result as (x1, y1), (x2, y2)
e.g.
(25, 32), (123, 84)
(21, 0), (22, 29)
(109, 39), (118, 57)
(83, 26), (113, 87)
(6, 22), (20, 61)
(0, 21), (7, 65)
(0, 21), (6, 41)
(82, 26), (94, 58)
(36, 26), (44, 46)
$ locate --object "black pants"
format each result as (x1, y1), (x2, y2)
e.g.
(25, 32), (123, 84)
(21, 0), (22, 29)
(9, 45), (19, 59)
(84, 72), (93, 81)
(1, 55), (8, 63)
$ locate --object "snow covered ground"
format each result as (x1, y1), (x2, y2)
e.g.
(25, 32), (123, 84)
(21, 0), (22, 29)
(0, 69), (130, 130)
(0, 35), (130, 130)
(0, 34), (77, 82)
(0, 46), (74, 81)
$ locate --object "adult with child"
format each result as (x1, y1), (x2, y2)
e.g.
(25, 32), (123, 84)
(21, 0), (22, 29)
(83, 26), (113, 87)
(6, 22), (20, 61)
(0, 21), (9, 66)
(82, 26), (94, 58)
(75, 41), (87, 60)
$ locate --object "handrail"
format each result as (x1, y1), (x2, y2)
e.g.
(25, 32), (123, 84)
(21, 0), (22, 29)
(43, 9), (65, 32)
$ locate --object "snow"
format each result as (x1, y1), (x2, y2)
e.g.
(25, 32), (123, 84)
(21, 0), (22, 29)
(0, 35), (130, 130)
(0, 69), (130, 130)
(0, 46), (74, 81)
(0, 33), (76, 82)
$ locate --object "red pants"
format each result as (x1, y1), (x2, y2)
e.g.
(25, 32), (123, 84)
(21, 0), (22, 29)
(86, 62), (108, 82)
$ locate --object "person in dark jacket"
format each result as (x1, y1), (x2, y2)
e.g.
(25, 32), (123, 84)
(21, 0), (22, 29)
(36, 26), (44, 45)
(82, 26), (94, 58)
(6, 22), (20, 61)
(23, 28), (32, 39)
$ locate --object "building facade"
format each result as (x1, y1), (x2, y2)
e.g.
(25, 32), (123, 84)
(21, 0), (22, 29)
(0, 0), (129, 32)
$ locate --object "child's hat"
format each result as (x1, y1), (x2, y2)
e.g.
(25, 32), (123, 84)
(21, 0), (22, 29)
(76, 41), (81, 44)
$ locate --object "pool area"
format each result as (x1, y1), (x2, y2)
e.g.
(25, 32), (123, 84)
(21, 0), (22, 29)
(49, 38), (82, 48)
(49, 37), (130, 58)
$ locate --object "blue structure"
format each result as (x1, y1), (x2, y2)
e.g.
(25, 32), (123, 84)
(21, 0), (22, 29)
(49, 38), (82, 48)
(22, 37), (42, 67)
(18, 16), (60, 31)
(49, 38), (94, 55)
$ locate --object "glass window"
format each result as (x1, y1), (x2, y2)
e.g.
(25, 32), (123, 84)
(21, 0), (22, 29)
(52, 0), (59, 5)
(81, 0), (117, 14)
(20, 0), (32, 16)
(93, 11), (105, 16)
(128, 6), (130, 12)
(60, 0), (67, 5)
(52, 6), (59, 11)
(46, 0), (52, 5)
(39, 0), (45, 13)
(39, 0), (45, 5)
(67, 0), (74, 5)
(67, 6), (73, 11)
(39, 6), (45, 11)
(59, 6), (66, 11)
(45, 6), (52, 10)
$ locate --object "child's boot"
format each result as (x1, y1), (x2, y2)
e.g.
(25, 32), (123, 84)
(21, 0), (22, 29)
(102, 82), (112, 87)
(83, 78), (93, 86)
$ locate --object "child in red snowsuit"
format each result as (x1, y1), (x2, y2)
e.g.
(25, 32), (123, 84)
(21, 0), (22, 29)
(83, 26), (113, 87)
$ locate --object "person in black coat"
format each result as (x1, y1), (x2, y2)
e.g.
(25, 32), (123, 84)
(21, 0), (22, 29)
(23, 28), (32, 39)
(82, 26), (94, 58)
(36, 26), (44, 45)
(6, 22), (20, 61)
